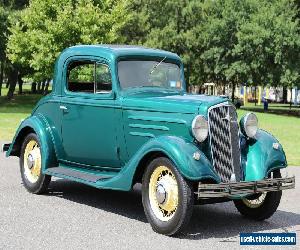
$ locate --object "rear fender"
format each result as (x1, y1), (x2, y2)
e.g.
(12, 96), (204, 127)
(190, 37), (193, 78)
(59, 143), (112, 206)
(6, 114), (57, 171)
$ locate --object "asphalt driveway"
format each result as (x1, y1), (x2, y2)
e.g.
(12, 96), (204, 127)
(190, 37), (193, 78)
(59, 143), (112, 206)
(0, 150), (299, 249)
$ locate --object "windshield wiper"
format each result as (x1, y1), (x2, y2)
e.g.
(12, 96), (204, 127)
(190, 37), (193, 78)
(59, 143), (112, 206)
(150, 56), (166, 75)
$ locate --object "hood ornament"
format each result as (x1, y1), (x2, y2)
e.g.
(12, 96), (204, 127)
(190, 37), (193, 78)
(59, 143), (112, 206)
(221, 112), (237, 123)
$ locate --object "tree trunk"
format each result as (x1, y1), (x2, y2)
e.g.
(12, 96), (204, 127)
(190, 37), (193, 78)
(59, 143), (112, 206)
(6, 68), (18, 100)
(31, 82), (37, 93)
(290, 87), (293, 109)
(254, 86), (257, 106)
(18, 72), (23, 95)
(282, 86), (287, 103)
(43, 80), (50, 95)
(0, 60), (4, 96)
(41, 81), (46, 93)
(231, 82), (235, 102)
(37, 82), (41, 93)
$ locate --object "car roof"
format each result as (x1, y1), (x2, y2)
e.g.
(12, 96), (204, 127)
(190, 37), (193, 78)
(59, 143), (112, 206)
(61, 44), (181, 61)
(52, 45), (183, 95)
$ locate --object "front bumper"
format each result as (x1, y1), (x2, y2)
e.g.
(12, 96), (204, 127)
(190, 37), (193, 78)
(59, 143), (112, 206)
(197, 176), (295, 199)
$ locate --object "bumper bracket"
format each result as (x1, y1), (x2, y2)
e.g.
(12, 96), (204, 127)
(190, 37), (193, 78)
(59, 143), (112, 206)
(2, 143), (11, 153)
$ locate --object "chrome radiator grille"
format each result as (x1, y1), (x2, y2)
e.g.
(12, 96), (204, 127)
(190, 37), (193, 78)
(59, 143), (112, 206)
(208, 104), (241, 182)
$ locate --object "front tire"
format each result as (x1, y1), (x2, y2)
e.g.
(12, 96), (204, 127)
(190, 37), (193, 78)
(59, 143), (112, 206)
(233, 171), (282, 220)
(20, 133), (51, 194)
(142, 157), (194, 236)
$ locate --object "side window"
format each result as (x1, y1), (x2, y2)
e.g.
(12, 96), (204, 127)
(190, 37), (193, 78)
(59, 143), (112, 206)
(95, 63), (112, 93)
(68, 62), (95, 93)
(67, 61), (112, 94)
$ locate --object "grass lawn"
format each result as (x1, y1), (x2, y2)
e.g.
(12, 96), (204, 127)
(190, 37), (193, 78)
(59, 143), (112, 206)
(1, 91), (299, 165)
(0, 85), (42, 142)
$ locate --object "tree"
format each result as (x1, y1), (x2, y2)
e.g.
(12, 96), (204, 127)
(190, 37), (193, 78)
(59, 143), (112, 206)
(7, 0), (129, 86)
(234, 0), (300, 91)
(5, 0), (300, 99)
(126, 0), (300, 99)
(0, 6), (8, 96)
(0, 0), (28, 97)
(0, 0), (28, 10)
(124, 0), (207, 87)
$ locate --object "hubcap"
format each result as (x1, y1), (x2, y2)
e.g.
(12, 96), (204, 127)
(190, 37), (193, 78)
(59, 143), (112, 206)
(156, 184), (166, 204)
(27, 154), (34, 169)
(149, 165), (179, 222)
(23, 140), (41, 183)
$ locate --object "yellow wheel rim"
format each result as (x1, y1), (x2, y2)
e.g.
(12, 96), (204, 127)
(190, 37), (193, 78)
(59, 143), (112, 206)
(242, 193), (267, 208)
(23, 139), (41, 183)
(149, 165), (179, 222)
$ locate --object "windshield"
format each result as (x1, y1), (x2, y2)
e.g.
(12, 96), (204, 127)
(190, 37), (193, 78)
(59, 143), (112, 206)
(118, 60), (183, 90)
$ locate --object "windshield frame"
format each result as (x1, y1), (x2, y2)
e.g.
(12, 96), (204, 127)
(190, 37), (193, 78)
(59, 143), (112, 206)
(116, 56), (186, 96)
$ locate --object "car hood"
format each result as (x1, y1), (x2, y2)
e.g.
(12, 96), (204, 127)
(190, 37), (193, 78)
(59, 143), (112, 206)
(122, 93), (228, 114)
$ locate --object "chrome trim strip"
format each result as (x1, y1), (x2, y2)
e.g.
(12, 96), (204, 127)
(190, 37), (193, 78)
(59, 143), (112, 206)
(129, 123), (169, 131)
(128, 115), (186, 124)
(129, 132), (155, 138)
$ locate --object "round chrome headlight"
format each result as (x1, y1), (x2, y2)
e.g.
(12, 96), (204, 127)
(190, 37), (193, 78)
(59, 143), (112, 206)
(240, 113), (258, 138)
(191, 115), (208, 142)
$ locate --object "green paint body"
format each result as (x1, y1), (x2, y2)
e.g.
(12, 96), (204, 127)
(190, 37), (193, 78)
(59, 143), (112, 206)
(6, 45), (287, 191)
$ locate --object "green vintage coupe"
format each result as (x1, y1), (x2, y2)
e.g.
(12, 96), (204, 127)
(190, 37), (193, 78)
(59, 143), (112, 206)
(3, 45), (295, 235)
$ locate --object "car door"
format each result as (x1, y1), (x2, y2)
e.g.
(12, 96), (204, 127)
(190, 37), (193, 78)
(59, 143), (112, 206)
(59, 58), (120, 169)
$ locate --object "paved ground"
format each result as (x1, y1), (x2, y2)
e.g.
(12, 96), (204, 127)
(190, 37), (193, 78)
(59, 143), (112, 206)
(0, 150), (299, 249)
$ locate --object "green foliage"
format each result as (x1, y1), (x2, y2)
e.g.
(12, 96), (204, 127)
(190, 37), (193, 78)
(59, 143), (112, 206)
(127, 0), (300, 88)
(0, 6), (8, 60)
(7, 0), (130, 81)
(0, 1), (28, 60)
(124, 0), (206, 84)
(4, 0), (300, 88)
(69, 63), (94, 83)
(233, 0), (300, 87)
(0, 0), (28, 9)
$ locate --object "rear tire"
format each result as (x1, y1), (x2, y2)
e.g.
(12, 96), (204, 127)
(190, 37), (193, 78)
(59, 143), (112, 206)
(233, 171), (282, 220)
(142, 157), (194, 236)
(20, 133), (51, 194)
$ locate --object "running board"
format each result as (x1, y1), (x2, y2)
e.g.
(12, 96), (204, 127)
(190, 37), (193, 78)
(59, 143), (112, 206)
(45, 167), (112, 183)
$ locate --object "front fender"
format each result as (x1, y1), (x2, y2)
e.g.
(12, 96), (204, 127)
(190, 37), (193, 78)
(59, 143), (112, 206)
(103, 135), (220, 191)
(243, 129), (287, 181)
(6, 114), (57, 171)
(137, 136), (220, 182)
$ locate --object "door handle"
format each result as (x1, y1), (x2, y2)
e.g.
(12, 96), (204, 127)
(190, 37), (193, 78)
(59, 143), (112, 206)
(59, 105), (68, 110)
(59, 105), (68, 113)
